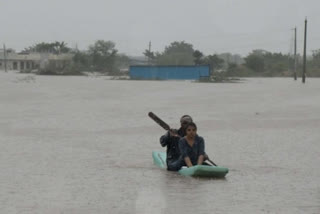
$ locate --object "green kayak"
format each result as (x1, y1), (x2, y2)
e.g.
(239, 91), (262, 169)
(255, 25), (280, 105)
(152, 151), (229, 178)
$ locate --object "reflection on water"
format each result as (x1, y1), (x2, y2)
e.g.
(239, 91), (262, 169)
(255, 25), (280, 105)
(1, 71), (320, 213)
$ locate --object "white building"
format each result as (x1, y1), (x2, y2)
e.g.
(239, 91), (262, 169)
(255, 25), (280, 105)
(0, 50), (74, 72)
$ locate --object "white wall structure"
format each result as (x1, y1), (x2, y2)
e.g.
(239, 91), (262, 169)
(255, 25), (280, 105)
(0, 50), (74, 72)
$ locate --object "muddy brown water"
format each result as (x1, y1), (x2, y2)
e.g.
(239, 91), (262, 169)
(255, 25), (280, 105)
(1, 72), (319, 213)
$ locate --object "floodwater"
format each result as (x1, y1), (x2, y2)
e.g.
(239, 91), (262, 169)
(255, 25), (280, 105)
(0, 71), (320, 214)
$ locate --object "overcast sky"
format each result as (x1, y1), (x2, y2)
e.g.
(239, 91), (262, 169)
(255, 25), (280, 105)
(1, 0), (319, 56)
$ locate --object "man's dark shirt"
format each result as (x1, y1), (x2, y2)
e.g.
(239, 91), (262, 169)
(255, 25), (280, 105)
(159, 128), (185, 164)
(179, 135), (205, 165)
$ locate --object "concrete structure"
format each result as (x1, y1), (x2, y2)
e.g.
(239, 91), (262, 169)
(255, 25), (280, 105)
(0, 50), (74, 72)
(129, 65), (210, 80)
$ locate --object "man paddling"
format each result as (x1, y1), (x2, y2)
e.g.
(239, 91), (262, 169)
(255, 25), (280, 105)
(160, 115), (193, 171)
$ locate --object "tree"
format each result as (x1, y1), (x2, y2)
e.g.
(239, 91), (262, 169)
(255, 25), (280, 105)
(193, 50), (205, 65)
(88, 40), (118, 72)
(115, 54), (130, 73)
(143, 49), (155, 64)
(24, 42), (71, 54)
(205, 54), (224, 72)
(244, 53), (265, 73)
(312, 49), (320, 68)
(156, 41), (195, 65)
(243, 50), (293, 75)
(72, 51), (90, 70)
(263, 52), (289, 75)
(226, 63), (237, 75)
(53, 41), (71, 54)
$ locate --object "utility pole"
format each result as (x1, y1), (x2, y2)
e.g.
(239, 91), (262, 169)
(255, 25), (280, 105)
(302, 18), (307, 83)
(148, 41), (151, 65)
(294, 27), (297, 80)
(3, 44), (7, 72)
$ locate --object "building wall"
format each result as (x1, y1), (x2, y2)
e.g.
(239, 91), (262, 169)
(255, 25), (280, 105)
(0, 52), (73, 71)
(0, 60), (38, 71)
(129, 65), (210, 80)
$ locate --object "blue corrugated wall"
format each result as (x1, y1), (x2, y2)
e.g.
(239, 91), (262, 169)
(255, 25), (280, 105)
(129, 65), (210, 80)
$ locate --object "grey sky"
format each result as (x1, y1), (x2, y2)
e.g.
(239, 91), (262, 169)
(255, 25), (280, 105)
(1, 0), (319, 56)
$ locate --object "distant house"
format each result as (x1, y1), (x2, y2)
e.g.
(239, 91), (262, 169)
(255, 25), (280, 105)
(129, 65), (210, 80)
(0, 49), (74, 72)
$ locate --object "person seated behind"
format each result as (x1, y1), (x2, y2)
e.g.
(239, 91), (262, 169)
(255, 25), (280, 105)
(179, 122), (205, 167)
(160, 115), (193, 171)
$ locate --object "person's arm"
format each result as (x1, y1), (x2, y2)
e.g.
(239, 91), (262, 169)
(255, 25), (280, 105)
(184, 157), (193, 167)
(197, 155), (204, 165)
(160, 131), (170, 147)
(160, 129), (179, 147)
(197, 137), (205, 165)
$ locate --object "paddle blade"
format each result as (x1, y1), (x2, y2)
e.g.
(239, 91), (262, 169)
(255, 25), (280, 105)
(148, 112), (171, 131)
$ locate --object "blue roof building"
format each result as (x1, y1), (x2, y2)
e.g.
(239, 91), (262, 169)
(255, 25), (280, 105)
(129, 65), (210, 80)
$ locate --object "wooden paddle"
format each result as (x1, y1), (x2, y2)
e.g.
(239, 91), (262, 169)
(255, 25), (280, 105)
(148, 112), (171, 131)
(205, 156), (218, 166)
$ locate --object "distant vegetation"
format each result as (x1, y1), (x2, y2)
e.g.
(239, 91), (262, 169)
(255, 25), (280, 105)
(24, 41), (130, 75)
(22, 42), (71, 54)
(143, 41), (320, 78)
(66, 40), (130, 75)
(22, 40), (320, 78)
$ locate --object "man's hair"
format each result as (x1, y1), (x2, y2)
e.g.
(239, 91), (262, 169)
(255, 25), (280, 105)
(180, 115), (193, 123)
